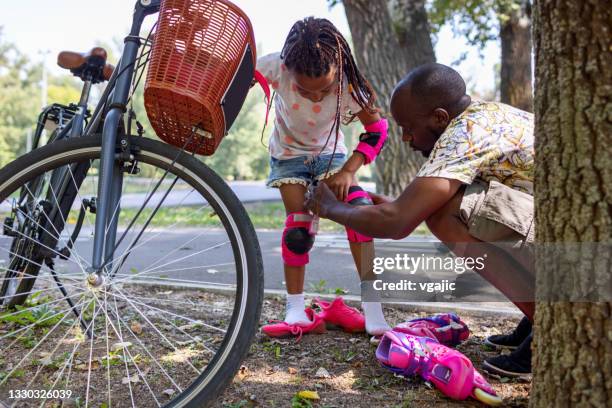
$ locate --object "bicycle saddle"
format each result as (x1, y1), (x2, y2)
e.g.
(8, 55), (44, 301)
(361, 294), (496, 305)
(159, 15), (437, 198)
(57, 47), (114, 83)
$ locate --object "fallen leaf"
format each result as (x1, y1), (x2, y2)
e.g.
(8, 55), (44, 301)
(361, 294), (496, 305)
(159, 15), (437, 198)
(121, 374), (140, 384)
(131, 322), (143, 335)
(297, 390), (320, 400)
(162, 389), (175, 397)
(75, 361), (100, 371)
(235, 365), (249, 382)
(288, 367), (298, 375)
(315, 367), (330, 378)
(112, 342), (133, 351)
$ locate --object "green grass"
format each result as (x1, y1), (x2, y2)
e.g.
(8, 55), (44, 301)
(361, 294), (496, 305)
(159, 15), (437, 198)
(4, 201), (431, 234)
(116, 201), (432, 234)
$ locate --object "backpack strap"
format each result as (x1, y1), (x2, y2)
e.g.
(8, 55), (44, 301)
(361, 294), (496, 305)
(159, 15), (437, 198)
(253, 69), (271, 126)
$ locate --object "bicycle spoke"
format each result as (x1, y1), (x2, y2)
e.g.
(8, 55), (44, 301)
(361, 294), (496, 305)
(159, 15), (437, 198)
(21, 182), (91, 270)
(112, 240), (231, 285)
(0, 286), (87, 320)
(107, 286), (203, 372)
(103, 289), (112, 408)
(104, 194), (204, 271)
(93, 290), (169, 406)
(111, 286), (226, 335)
(3, 223), (87, 274)
(124, 261), (235, 277)
(107, 290), (217, 355)
(0, 125), (262, 407)
(110, 295), (137, 408)
(47, 181), (90, 271)
(119, 276), (236, 288)
(22, 308), (83, 393)
(37, 301), (102, 408)
(0, 295), (94, 387)
(0, 295), (89, 349)
(118, 293), (233, 311)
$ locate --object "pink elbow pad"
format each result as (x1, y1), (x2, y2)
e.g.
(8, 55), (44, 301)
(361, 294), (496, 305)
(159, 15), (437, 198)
(354, 118), (389, 165)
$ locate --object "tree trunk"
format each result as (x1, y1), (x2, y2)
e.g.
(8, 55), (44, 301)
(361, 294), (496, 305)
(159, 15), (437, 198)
(499, 1), (533, 112)
(531, 1), (611, 406)
(342, 0), (435, 196)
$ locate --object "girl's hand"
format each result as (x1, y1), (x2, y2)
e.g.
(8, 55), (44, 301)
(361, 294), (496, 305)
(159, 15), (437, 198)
(324, 169), (354, 202)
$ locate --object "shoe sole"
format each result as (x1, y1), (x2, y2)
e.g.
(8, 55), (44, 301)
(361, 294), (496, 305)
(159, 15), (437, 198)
(484, 338), (519, 351)
(482, 360), (532, 380)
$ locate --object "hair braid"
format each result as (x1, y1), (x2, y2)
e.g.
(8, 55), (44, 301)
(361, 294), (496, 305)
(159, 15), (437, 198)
(280, 17), (377, 121)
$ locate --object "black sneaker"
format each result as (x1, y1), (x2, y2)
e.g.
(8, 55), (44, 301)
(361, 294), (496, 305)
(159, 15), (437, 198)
(483, 334), (532, 378)
(485, 316), (532, 350)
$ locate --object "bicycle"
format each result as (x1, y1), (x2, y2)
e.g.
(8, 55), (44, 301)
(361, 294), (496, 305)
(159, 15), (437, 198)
(0, 0), (264, 406)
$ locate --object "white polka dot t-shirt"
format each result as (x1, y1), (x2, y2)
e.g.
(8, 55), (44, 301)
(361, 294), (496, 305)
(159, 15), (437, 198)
(257, 53), (363, 160)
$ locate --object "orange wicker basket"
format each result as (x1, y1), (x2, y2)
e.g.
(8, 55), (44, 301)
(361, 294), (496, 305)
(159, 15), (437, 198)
(144, 0), (256, 155)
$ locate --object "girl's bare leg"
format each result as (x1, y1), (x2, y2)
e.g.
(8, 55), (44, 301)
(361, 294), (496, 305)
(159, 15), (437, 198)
(279, 183), (311, 324)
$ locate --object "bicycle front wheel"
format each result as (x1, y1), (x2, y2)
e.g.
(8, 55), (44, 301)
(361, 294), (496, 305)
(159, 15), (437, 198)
(0, 135), (263, 407)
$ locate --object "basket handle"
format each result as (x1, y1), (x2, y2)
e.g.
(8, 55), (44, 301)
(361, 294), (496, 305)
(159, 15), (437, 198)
(254, 69), (271, 126)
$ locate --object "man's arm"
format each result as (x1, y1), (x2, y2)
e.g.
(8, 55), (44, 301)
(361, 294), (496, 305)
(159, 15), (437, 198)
(306, 177), (463, 239)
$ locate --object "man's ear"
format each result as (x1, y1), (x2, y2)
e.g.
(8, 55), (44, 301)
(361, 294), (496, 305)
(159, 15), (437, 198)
(432, 108), (450, 128)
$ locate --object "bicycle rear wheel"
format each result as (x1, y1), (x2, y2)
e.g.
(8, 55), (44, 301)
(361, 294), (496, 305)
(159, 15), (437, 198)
(0, 135), (264, 407)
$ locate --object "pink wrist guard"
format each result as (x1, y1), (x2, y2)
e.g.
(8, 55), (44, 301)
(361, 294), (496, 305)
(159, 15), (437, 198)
(354, 118), (388, 165)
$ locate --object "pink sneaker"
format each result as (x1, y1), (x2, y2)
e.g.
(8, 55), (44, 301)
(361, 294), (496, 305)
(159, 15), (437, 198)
(261, 308), (326, 341)
(312, 297), (366, 333)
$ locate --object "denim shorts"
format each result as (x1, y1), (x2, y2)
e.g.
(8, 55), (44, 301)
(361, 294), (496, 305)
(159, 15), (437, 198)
(266, 153), (346, 188)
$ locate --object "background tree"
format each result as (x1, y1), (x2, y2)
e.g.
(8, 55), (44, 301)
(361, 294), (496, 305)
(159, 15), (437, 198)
(430, 0), (533, 111)
(0, 31), (40, 166)
(335, 0), (435, 196)
(531, 0), (611, 406)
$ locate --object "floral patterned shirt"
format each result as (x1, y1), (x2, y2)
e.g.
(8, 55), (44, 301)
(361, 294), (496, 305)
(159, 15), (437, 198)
(417, 100), (535, 194)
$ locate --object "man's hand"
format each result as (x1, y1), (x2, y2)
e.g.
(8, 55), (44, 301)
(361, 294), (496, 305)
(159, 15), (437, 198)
(305, 182), (341, 218)
(367, 192), (393, 205)
(324, 169), (354, 201)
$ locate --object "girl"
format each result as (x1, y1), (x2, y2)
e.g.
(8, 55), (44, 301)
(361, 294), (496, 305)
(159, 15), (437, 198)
(258, 17), (390, 337)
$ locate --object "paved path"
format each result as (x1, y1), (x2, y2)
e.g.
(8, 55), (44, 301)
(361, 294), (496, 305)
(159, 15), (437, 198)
(1, 181), (376, 212)
(0, 226), (517, 313)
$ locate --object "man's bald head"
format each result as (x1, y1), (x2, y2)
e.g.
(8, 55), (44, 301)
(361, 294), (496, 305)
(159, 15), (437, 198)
(390, 63), (471, 158)
(392, 63), (467, 114)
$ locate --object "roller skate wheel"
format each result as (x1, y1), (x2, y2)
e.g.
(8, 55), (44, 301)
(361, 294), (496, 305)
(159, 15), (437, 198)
(473, 388), (503, 406)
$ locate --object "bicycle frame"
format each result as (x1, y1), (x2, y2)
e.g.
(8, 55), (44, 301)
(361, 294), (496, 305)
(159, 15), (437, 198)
(90, 0), (161, 273)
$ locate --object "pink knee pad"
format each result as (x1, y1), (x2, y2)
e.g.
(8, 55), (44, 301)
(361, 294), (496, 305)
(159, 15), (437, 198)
(282, 212), (315, 266)
(344, 186), (373, 243)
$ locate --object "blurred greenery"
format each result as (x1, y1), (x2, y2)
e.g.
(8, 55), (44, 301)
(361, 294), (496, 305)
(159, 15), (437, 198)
(0, 28), (83, 167)
(428, 0), (525, 55)
(0, 27), (371, 183)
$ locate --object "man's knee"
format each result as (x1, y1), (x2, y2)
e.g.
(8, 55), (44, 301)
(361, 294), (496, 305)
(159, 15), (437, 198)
(426, 187), (466, 242)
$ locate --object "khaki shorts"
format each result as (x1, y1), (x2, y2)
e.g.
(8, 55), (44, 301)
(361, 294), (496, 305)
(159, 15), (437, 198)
(459, 179), (534, 269)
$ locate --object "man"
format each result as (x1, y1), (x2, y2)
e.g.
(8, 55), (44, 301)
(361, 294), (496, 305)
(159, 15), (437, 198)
(306, 63), (534, 377)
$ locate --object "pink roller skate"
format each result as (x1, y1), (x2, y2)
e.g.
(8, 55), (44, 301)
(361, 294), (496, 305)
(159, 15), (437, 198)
(393, 312), (469, 347)
(376, 330), (502, 406)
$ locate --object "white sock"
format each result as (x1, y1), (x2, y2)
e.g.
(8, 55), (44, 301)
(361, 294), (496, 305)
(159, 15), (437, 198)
(362, 302), (391, 336)
(284, 293), (311, 325)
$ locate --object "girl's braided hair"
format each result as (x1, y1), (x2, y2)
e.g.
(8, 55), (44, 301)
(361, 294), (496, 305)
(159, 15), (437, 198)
(280, 16), (377, 123)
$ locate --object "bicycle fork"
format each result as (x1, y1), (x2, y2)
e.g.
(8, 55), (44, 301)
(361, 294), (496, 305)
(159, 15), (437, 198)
(89, 0), (160, 283)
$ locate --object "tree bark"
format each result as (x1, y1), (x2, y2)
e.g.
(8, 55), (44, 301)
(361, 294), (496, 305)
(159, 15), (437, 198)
(342, 0), (435, 196)
(499, 1), (533, 112)
(531, 1), (611, 406)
